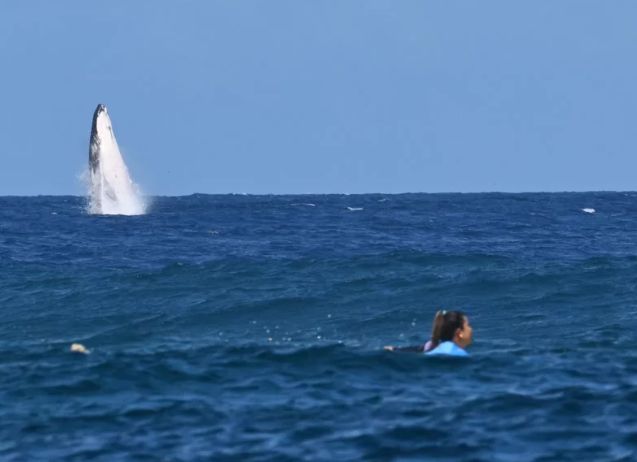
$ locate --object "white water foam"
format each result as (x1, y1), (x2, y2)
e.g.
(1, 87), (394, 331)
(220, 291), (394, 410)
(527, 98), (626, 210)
(582, 208), (596, 214)
(88, 107), (146, 215)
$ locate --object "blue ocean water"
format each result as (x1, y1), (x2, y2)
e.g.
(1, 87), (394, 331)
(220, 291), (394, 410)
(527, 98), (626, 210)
(1, 193), (636, 461)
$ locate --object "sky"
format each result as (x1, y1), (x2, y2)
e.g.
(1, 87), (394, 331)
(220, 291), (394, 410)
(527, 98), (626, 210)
(1, 1), (636, 195)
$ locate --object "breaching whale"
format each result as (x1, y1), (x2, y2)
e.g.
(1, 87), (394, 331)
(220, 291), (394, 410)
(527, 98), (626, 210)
(88, 104), (145, 215)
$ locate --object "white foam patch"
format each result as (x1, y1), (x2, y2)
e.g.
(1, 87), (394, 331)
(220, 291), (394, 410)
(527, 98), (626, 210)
(70, 343), (90, 354)
(347, 207), (364, 211)
(582, 208), (596, 214)
(88, 108), (146, 216)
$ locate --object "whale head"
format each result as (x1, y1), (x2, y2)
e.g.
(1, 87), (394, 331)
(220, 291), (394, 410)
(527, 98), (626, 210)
(89, 104), (109, 173)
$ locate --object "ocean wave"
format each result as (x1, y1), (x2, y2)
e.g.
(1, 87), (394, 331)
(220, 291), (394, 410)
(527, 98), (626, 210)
(3, 193), (637, 460)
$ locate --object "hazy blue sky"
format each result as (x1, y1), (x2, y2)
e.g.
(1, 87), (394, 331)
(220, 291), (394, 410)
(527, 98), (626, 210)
(1, 1), (636, 195)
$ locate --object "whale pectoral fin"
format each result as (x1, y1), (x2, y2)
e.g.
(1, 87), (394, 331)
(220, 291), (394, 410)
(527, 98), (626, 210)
(103, 180), (118, 202)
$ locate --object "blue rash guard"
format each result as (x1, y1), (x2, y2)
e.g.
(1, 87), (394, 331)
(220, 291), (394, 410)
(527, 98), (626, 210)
(425, 341), (468, 357)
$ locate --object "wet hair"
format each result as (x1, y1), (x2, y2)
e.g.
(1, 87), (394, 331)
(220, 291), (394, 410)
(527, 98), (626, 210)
(427, 310), (467, 351)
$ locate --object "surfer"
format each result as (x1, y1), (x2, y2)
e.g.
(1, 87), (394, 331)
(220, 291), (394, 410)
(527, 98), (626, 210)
(384, 310), (472, 356)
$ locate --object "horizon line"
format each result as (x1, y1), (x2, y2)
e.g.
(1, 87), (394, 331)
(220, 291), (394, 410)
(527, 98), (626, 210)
(0, 190), (635, 198)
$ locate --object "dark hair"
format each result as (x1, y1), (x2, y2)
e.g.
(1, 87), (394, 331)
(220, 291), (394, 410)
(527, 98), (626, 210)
(428, 310), (466, 350)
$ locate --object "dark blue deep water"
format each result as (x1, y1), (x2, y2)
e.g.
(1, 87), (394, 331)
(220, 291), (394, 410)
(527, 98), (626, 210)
(1, 193), (637, 461)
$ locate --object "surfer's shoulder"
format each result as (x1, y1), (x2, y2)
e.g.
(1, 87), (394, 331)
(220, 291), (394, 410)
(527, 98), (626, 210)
(424, 341), (468, 357)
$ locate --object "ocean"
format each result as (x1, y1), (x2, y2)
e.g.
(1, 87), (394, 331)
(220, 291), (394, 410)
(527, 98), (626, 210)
(1, 193), (636, 461)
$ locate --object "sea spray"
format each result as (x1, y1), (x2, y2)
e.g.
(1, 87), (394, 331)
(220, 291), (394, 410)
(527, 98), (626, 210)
(88, 104), (146, 215)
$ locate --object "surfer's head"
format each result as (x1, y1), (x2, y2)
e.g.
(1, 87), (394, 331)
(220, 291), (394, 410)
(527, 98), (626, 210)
(429, 310), (472, 350)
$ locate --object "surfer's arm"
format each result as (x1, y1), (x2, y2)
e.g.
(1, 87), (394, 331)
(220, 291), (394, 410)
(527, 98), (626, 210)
(384, 345), (425, 353)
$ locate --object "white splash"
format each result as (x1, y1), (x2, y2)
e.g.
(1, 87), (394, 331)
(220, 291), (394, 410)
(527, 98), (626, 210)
(347, 207), (364, 211)
(88, 105), (146, 215)
(582, 208), (596, 214)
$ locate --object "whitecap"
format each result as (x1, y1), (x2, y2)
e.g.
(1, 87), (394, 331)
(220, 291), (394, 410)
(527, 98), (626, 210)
(582, 208), (596, 214)
(347, 207), (364, 211)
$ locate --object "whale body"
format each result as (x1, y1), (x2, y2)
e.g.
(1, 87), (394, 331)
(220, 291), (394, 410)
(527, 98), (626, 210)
(88, 104), (145, 215)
